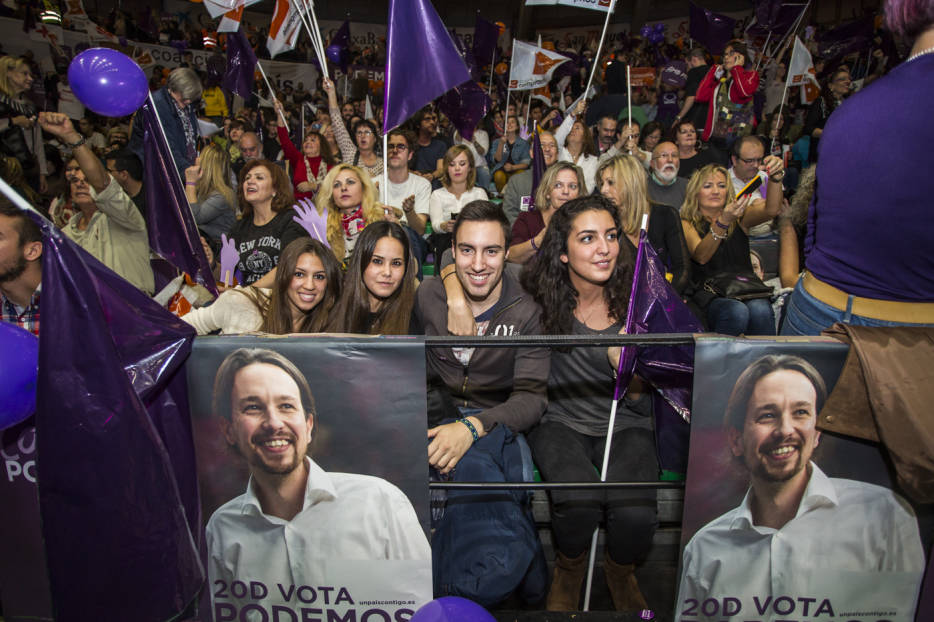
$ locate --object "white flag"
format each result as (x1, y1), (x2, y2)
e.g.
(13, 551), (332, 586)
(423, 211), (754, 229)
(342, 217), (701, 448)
(508, 40), (569, 91)
(785, 36), (814, 87)
(267, 0), (304, 58)
(525, 0), (613, 11)
(217, 6), (244, 33)
(365, 95), (374, 121)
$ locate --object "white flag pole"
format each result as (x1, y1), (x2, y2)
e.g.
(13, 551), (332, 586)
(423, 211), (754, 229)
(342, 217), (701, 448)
(257, 62), (288, 127)
(382, 132), (388, 203)
(583, 0), (617, 100)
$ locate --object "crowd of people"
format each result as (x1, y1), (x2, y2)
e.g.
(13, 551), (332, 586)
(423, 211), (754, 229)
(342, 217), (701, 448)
(2, 0), (933, 614)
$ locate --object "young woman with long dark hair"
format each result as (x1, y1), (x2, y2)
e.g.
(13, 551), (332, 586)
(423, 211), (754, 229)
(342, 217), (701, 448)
(328, 221), (417, 335)
(520, 195), (657, 613)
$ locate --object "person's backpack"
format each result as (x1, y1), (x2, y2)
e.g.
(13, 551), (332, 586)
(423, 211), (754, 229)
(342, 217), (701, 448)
(431, 423), (548, 607)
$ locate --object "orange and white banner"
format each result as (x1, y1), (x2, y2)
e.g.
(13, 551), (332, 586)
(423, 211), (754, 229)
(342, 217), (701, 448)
(508, 39), (569, 90)
(266, 0), (304, 58)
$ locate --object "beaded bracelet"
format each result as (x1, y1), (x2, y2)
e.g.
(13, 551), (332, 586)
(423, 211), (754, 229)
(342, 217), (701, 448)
(710, 229), (727, 241)
(457, 417), (479, 442)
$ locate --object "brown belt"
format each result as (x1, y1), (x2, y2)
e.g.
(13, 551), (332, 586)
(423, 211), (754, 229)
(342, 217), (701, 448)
(802, 271), (934, 323)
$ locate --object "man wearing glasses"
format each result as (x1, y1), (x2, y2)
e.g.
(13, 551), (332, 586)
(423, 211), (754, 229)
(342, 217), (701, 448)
(729, 136), (780, 237)
(384, 129), (431, 269)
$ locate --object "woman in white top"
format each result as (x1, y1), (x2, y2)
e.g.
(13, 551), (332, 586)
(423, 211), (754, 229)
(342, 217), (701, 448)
(427, 144), (488, 267)
(554, 107), (600, 194)
(184, 238), (342, 335)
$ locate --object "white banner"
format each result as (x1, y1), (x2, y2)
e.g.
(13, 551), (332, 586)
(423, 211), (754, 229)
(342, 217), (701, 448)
(508, 39), (569, 91)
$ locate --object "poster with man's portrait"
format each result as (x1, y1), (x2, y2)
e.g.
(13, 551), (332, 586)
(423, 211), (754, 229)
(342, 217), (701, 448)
(676, 338), (928, 622)
(187, 336), (432, 622)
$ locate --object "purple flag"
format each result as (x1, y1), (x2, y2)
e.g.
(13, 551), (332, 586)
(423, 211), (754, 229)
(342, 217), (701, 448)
(754, 0), (784, 30)
(223, 27), (257, 100)
(689, 2), (736, 55)
(330, 20), (352, 73)
(472, 15), (500, 67)
(383, 0), (471, 133)
(747, 4), (804, 36)
(530, 123), (545, 202)
(141, 101), (219, 296)
(817, 17), (874, 63)
(33, 215), (203, 620)
(614, 231), (703, 471)
(437, 79), (491, 141)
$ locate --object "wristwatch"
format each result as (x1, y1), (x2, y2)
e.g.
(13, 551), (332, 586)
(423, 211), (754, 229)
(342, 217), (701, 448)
(67, 135), (88, 149)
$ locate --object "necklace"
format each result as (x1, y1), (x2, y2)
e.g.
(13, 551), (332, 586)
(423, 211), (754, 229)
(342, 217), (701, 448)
(907, 46), (934, 63)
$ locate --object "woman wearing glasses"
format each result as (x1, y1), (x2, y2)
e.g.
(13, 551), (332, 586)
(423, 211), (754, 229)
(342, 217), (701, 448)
(322, 77), (382, 180)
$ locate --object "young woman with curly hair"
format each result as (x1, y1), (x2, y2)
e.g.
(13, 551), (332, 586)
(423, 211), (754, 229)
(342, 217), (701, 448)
(520, 195), (657, 613)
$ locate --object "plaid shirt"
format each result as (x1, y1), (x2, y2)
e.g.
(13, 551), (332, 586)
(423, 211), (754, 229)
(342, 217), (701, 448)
(1, 286), (40, 336)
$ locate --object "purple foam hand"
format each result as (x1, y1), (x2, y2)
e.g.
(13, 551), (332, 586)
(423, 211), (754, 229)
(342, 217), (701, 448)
(293, 198), (329, 248)
(219, 234), (240, 287)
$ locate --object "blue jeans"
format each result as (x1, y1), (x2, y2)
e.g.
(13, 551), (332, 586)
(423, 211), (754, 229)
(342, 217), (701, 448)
(781, 280), (934, 336)
(707, 296), (775, 336)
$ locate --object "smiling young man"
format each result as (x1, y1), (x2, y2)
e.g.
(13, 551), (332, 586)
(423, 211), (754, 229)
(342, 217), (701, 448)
(206, 348), (429, 610)
(411, 200), (549, 473)
(676, 355), (925, 619)
(410, 200), (549, 603)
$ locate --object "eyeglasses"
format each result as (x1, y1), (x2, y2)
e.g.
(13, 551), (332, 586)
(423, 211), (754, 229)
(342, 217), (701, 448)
(737, 156), (764, 165)
(356, 129), (374, 137)
(387, 143), (408, 152)
(653, 152), (678, 160)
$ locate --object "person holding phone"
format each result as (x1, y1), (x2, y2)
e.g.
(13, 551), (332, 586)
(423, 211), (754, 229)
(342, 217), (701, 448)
(680, 160), (784, 335)
(427, 145), (488, 268)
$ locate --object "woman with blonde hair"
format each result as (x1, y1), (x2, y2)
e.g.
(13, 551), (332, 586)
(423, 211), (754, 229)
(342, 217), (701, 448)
(508, 161), (585, 264)
(315, 163), (388, 261)
(184, 142), (237, 246)
(0, 56), (47, 193)
(597, 154), (691, 294)
(680, 160), (784, 335)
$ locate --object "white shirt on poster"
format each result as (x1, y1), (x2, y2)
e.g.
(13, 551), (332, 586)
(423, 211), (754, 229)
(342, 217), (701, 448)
(676, 463), (925, 621)
(206, 457), (431, 618)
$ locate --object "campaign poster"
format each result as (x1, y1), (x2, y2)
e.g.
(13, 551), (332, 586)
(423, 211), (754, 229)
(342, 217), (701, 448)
(676, 337), (928, 622)
(0, 417), (53, 621)
(187, 336), (432, 622)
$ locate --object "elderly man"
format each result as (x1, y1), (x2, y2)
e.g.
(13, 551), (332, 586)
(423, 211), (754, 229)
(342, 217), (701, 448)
(39, 112), (154, 295)
(646, 141), (687, 208)
(232, 131), (262, 179)
(594, 115), (618, 156)
(206, 348), (430, 613)
(677, 355), (925, 621)
(501, 130), (559, 224)
(129, 67), (202, 178)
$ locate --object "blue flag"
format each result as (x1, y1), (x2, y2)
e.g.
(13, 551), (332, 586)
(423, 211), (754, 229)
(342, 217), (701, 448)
(141, 101), (218, 296)
(383, 0), (471, 133)
(33, 213), (203, 620)
(223, 28), (257, 100)
(614, 230), (703, 472)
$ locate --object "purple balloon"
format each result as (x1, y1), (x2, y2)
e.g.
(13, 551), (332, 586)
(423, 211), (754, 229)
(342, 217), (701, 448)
(68, 47), (148, 117)
(411, 597), (495, 622)
(640, 25), (652, 39)
(0, 323), (38, 430)
(326, 43), (343, 65)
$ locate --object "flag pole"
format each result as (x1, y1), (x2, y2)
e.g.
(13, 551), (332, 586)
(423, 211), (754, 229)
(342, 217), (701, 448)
(0, 176), (48, 221)
(382, 132), (388, 204)
(307, 0), (330, 80)
(627, 64), (632, 154)
(257, 62), (288, 127)
(583, 0), (617, 100)
(754, 31), (772, 72)
(582, 212), (649, 612)
(488, 52), (495, 96)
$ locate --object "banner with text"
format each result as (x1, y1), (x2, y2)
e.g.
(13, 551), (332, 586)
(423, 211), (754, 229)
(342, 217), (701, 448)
(676, 338), (927, 622)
